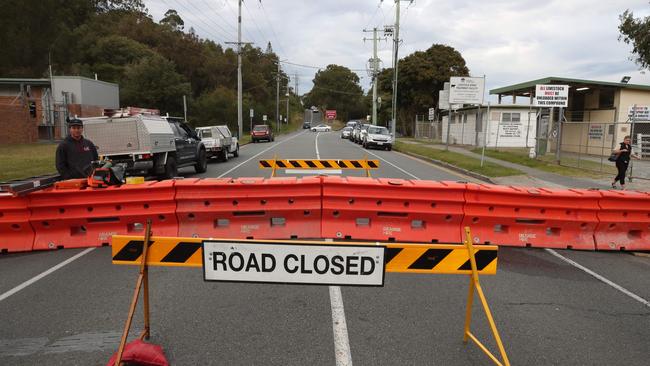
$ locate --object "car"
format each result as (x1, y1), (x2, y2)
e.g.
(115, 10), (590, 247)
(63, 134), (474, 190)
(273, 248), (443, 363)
(340, 126), (353, 139)
(302, 121), (311, 129)
(311, 123), (331, 132)
(346, 121), (358, 128)
(353, 124), (370, 144)
(351, 123), (365, 143)
(362, 125), (393, 150)
(195, 125), (239, 161)
(251, 124), (274, 142)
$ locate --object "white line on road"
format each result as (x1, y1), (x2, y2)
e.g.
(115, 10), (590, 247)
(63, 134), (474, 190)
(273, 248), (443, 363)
(355, 146), (420, 180)
(330, 286), (353, 366)
(545, 249), (650, 308)
(319, 134), (353, 365)
(217, 130), (308, 178)
(0, 248), (96, 302)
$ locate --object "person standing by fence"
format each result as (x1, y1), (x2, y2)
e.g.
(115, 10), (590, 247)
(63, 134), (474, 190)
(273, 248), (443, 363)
(611, 135), (639, 190)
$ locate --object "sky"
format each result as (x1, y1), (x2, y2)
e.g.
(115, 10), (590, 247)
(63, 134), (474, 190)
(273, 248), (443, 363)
(144, 0), (650, 102)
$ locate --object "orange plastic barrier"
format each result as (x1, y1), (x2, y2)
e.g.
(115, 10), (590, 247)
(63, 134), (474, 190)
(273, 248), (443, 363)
(321, 176), (466, 243)
(0, 195), (34, 253)
(29, 181), (177, 250)
(463, 184), (600, 250)
(595, 190), (650, 251)
(175, 177), (322, 239)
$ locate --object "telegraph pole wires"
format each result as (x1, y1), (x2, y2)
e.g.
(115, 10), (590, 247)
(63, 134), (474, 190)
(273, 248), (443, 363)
(363, 28), (386, 126)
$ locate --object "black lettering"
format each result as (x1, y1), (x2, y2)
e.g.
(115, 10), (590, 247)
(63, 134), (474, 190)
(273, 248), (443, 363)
(285, 254), (298, 273)
(360, 256), (375, 275)
(331, 255), (344, 275)
(229, 252), (244, 271)
(313, 255), (329, 274)
(300, 255), (312, 274)
(246, 253), (260, 272)
(346, 256), (359, 275)
(262, 253), (276, 272)
(213, 252), (227, 271)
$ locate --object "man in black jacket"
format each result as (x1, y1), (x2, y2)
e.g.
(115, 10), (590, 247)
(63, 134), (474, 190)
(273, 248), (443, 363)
(55, 118), (98, 179)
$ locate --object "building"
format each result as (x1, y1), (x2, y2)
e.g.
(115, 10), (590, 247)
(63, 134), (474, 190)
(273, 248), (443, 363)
(441, 76), (650, 157)
(0, 76), (119, 144)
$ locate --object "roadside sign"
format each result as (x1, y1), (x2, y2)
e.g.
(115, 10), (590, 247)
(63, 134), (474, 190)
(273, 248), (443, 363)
(534, 85), (569, 107)
(438, 89), (450, 110)
(325, 110), (337, 120)
(263, 115), (267, 121)
(628, 105), (650, 121)
(449, 76), (485, 105)
(202, 241), (385, 286)
(428, 107), (435, 121)
(249, 108), (254, 118)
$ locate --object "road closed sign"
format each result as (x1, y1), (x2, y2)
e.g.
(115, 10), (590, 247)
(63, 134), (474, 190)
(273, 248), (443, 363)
(534, 85), (569, 107)
(325, 110), (337, 120)
(202, 241), (385, 286)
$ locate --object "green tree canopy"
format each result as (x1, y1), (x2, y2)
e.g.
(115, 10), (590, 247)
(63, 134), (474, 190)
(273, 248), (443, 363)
(304, 65), (365, 122)
(619, 9), (650, 69)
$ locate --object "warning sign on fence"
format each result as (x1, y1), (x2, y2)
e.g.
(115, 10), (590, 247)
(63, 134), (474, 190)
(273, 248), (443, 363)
(534, 85), (569, 107)
(588, 124), (603, 139)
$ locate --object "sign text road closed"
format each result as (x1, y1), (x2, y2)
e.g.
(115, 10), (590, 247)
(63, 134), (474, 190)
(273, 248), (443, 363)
(325, 110), (337, 120)
(534, 85), (569, 107)
(202, 242), (385, 286)
(449, 76), (485, 105)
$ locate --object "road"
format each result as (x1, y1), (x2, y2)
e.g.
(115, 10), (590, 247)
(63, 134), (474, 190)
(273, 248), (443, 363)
(1, 129), (649, 365)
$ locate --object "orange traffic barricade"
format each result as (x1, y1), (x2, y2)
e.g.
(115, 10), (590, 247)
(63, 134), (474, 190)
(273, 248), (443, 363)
(321, 176), (466, 243)
(175, 177), (322, 239)
(0, 194), (34, 253)
(463, 184), (600, 250)
(28, 181), (178, 250)
(595, 190), (650, 251)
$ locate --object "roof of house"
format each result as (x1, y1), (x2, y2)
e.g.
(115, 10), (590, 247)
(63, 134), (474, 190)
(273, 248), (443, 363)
(490, 76), (650, 95)
(0, 78), (51, 86)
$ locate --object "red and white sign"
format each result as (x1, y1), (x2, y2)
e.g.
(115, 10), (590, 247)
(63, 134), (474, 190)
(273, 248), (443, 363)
(325, 110), (337, 120)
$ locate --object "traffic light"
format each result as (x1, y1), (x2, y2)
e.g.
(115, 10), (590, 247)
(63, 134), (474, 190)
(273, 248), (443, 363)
(29, 102), (36, 118)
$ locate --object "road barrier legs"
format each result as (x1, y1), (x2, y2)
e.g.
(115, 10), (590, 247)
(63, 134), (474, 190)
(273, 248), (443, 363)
(462, 227), (510, 366)
(115, 219), (153, 366)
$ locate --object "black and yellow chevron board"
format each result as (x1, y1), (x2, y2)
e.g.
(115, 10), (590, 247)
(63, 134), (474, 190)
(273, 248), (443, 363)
(258, 159), (380, 170)
(112, 236), (497, 275)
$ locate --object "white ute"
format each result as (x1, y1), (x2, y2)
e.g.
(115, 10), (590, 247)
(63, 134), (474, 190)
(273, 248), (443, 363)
(195, 125), (239, 161)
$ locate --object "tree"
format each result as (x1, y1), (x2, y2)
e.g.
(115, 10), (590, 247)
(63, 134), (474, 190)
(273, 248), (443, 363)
(378, 44), (469, 135)
(120, 54), (190, 115)
(161, 9), (184, 31)
(304, 65), (365, 122)
(619, 9), (650, 69)
(189, 86), (237, 129)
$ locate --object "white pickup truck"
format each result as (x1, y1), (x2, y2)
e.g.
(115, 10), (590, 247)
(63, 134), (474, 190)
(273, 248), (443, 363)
(195, 125), (239, 161)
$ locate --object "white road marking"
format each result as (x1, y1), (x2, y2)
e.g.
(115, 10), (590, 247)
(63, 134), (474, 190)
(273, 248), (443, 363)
(330, 285), (353, 366)
(217, 130), (308, 178)
(320, 134), (353, 365)
(545, 249), (650, 308)
(355, 145), (420, 180)
(0, 248), (95, 302)
(285, 169), (342, 175)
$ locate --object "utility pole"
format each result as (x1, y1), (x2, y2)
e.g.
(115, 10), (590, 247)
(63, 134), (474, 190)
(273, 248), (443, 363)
(276, 61), (280, 132)
(383, 0), (412, 136)
(225, 0), (252, 139)
(364, 27), (386, 125)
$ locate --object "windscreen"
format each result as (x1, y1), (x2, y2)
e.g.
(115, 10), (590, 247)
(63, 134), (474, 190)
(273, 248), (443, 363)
(253, 125), (268, 131)
(200, 129), (212, 138)
(368, 126), (389, 135)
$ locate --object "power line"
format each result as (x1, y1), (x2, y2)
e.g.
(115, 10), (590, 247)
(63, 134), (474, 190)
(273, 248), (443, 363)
(243, 0), (271, 49)
(257, 1), (287, 58)
(310, 85), (364, 96)
(280, 60), (367, 72)
(184, 1), (238, 40)
(161, 0), (233, 42)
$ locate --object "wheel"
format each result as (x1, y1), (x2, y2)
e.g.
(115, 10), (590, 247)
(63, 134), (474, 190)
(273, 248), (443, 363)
(387, 145), (392, 151)
(233, 144), (239, 157)
(271, 137), (274, 142)
(195, 149), (207, 173)
(162, 155), (178, 180)
(363, 141), (368, 149)
(252, 139), (257, 143)
(220, 148), (229, 162)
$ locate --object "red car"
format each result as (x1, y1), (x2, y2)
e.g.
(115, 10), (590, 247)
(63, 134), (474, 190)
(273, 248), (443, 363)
(251, 125), (274, 142)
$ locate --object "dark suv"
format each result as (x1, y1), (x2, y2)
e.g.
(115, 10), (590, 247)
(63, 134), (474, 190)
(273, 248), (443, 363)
(163, 117), (208, 178)
(303, 121), (311, 129)
(252, 124), (274, 142)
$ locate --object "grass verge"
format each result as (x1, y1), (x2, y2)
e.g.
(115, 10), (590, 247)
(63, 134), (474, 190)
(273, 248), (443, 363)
(395, 141), (522, 177)
(470, 148), (613, 178)
(0, 143), (58, 181)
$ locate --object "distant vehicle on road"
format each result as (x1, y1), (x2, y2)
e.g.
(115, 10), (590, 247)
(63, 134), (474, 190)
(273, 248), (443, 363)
(352, 123), (370, 144)
(302, 121), (311, 129)
(311, 123), (331, 132)
(363, 125), (393, 150)
(195, 125), (239, 161)
(340, 126), (353, 139)
(251, 124), (274, 142)
(346, 121), (359, 128)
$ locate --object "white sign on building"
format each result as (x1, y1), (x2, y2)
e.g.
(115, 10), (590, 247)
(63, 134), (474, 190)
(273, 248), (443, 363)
(428, 108), (435, 121)
(588, 124), (604, 139)
(628, 105), (650, 121)
(534, 85), (569, 107)
(438, 89), (450, 110)
(449, 77), (485, 105)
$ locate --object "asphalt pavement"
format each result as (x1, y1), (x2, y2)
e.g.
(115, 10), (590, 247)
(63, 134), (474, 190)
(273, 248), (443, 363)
(1, 128), (649, 365)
